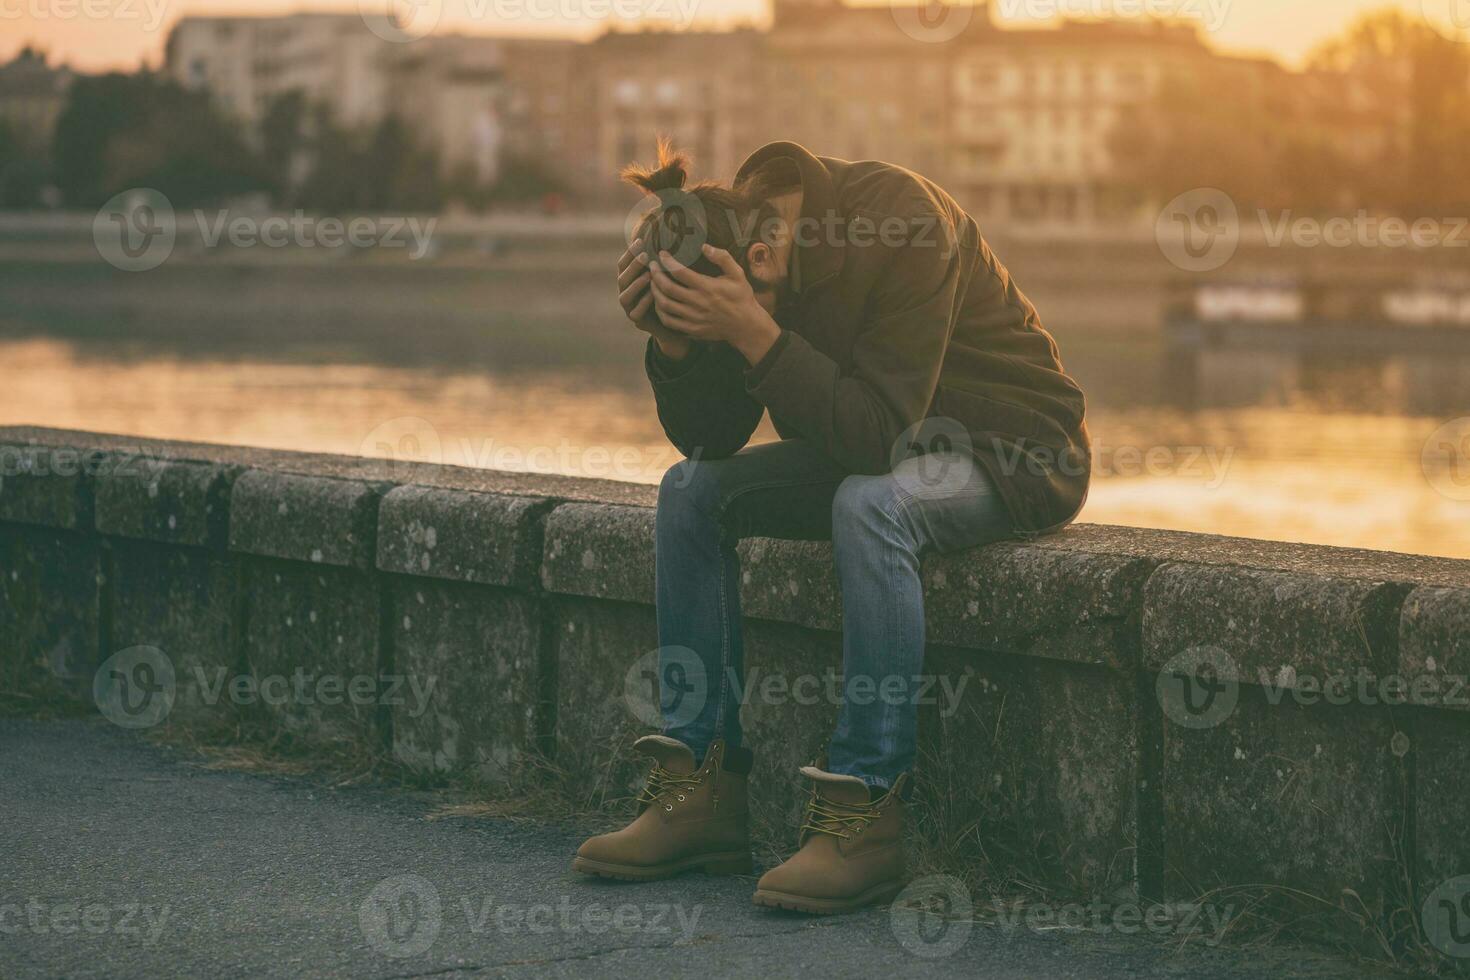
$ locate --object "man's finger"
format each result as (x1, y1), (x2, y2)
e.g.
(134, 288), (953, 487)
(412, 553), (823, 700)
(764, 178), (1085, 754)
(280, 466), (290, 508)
(649, 261), (701, 304)
(618, 255), (650, 291)
(652, 288), (700, 322)
(619, 273), (650, 311)
(658, 250), (711, 288)
(701, 244), (746, 280)
(617, 239), (643, 273)
(628, 291), (653, 322)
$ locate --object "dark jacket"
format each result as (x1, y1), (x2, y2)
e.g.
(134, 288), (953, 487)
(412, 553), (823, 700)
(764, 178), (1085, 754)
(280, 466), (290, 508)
(644, 140), (1090, 535)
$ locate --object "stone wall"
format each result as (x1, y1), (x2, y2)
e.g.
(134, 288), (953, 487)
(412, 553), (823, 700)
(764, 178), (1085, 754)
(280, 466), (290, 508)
(2, 425), (1468, 918)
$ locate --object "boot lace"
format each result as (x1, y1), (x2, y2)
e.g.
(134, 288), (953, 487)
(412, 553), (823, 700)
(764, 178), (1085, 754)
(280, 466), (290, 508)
(636, 766), (703, 807)
(801, 793), (881, 841)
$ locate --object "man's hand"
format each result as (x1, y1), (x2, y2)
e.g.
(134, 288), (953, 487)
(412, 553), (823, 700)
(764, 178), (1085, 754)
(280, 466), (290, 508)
(649, 244), (781, 367)
(618, 238), (690, 361)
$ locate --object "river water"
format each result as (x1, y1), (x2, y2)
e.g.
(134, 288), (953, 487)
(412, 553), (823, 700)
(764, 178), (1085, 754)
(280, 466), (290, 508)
(1, 253), (1466, 559)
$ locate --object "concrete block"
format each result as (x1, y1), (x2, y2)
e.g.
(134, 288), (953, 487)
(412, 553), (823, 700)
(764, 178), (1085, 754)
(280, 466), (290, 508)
(239, 558), (382, 743)
(1161, 689), (1405, 906)
(541, 503), (654, 603)
(229, 470), (381, 569)
(0, 443), (100, 530)
(109, 542), (238, 729)
(1143, 563), (1405, 686)
(96, 459), (236, 549)
(1415, 710), (1470, 898)
(377, 486), (550, 589)
(922, 544), (1153, 667)
(917, 649), (1140, 896)
(0, 524), (101, 700)
(389, 578), (544, 779)
(1400, 587), (1470, 711)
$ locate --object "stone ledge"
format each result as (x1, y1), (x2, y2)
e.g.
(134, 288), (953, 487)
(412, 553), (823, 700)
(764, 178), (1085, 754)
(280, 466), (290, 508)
(1399, 586), (1470, 712)
(377, 486), (553, 589)
(1142, 563), (1407, 686)
(96, 459), (238, 549)
(540, 502), (653, 603)
(229, 470), (383, 569)
(0, 442), (101, 531)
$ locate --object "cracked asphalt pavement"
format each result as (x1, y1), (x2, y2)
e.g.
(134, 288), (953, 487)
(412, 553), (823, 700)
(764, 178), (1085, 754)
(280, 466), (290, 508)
(0, 718), (1403, 979)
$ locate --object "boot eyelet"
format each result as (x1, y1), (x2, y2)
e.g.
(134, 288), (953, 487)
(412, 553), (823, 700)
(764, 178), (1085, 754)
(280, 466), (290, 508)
(664, 804), (674, 811)
(676, 794), (686, 801)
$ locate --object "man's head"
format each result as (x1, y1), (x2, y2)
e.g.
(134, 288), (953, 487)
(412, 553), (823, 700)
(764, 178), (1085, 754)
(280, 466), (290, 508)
(623, 139), (800, 315)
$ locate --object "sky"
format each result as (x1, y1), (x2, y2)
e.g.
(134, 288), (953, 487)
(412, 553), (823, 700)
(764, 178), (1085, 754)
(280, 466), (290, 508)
(0, 0), (1454, 73)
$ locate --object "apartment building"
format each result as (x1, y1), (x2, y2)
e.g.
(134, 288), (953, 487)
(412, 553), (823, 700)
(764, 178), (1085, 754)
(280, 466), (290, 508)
(166, 14), (394, 130)
(388, 35), (506, 183)
(580, 28), (765, 198)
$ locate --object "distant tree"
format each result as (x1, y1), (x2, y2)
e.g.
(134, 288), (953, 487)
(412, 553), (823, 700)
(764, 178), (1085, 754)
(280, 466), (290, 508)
(0, 120), (50, 207)
(1307, 9), (1470, 216)
(51, 72), (265, 207)
(490, 154), (564, 204)
(259, 89), (310, 206)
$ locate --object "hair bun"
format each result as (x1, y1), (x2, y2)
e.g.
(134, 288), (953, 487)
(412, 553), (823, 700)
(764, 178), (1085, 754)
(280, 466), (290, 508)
(621, 136), (689, 193)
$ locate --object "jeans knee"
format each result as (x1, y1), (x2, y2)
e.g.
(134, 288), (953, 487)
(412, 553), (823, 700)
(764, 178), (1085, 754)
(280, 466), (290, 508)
(658, 457), (722, 527)
(831, 475), (907, 551)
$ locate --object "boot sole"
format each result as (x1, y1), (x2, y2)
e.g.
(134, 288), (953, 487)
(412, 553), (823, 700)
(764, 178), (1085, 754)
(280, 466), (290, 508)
(751, 879), (907, 915)
(572, 851), (752, 881)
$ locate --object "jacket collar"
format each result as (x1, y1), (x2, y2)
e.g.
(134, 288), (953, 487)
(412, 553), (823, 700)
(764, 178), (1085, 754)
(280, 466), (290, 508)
(734, 141), (845, 294)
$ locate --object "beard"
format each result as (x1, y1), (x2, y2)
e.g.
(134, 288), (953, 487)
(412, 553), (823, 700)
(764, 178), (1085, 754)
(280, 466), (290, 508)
(749, 268), (799, 319)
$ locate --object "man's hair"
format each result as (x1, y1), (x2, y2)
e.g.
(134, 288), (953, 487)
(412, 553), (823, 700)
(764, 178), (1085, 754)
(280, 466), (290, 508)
(622, 138), (796, 280)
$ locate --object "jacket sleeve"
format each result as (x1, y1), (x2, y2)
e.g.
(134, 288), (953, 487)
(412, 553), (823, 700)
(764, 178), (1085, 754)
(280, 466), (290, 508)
(743, 212), (965, 474)
(645, 337), (766, 460)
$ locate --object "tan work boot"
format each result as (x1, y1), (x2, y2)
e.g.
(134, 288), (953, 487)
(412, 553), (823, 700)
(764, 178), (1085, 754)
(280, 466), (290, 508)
(572, 735), (752, 881)
(752, 766), (909, 914)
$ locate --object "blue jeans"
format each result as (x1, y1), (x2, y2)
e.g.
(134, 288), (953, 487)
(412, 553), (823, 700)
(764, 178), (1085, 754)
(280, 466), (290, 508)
(655, 438), (1014, 789)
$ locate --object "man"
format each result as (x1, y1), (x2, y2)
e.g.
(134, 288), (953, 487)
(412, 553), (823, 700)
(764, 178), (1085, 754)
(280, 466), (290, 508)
(573, 140), (1090, 914)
